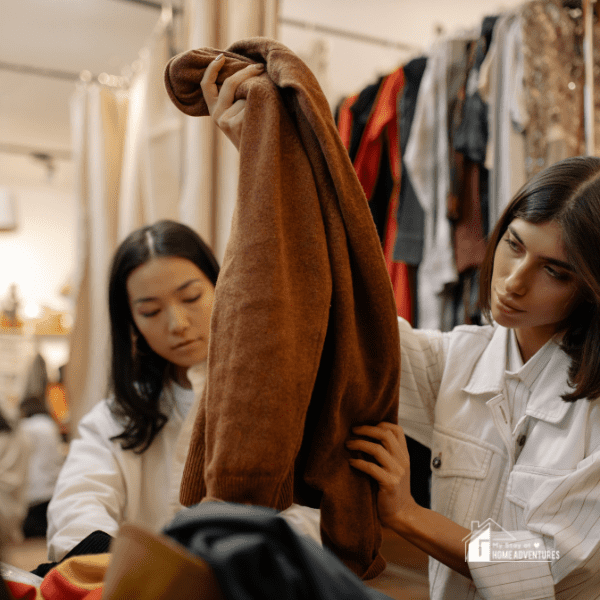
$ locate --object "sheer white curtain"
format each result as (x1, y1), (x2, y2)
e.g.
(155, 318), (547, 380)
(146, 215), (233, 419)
(66, 83), (126, 434)
(181, 0), (279, 259)
(118, 13), (184, 241)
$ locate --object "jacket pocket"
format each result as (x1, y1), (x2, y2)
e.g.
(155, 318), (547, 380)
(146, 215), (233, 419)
(505, 466), (574, 530)
(430, 427), (496, 526)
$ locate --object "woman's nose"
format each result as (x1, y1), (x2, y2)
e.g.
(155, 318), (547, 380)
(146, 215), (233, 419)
(168, 305), (189, 333)
(504, 263), (528, 295)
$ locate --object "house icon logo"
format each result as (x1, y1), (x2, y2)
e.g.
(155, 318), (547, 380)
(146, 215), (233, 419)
(463, 519), (517, 563)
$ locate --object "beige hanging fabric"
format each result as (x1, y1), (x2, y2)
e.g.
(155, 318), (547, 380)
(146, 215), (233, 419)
(65, 84), (126, 435)
(179, 0), (279, 255)
(118, 16), (184, 242)
(164, 38), (400, 580)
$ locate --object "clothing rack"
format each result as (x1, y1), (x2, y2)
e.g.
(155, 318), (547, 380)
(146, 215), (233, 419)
(278, 16), (422, 53)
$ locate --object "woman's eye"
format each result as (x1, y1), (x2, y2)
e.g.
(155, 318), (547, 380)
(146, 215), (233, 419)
(545, 266), (570, 281)
(183, 295), (201, 304)
(504, 236), (519, 251)
(140, 309), (160, 317)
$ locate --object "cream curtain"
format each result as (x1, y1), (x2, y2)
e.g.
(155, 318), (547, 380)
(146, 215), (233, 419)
(118, 14), (184, 241)
(65, 1), (279, 435)
(182, 0), (279, 259)
(65, 83), (126, 435)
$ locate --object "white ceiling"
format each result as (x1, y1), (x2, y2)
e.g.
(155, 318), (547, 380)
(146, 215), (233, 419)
(0, 0), (182, 162)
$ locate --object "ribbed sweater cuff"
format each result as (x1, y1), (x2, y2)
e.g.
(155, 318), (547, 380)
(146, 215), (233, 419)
(206, 470), (294, 510)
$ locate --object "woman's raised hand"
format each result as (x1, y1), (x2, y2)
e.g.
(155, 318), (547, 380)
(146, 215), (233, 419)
(346, 422), (417, 529)
(201, 54), (265, 150)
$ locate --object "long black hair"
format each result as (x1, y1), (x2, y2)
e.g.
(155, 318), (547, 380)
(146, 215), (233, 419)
(479, 156), (600, 401)
(108, 220), (219, 453)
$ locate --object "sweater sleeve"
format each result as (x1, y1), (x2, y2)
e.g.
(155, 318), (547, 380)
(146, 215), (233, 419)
(46, 401), (127, 561)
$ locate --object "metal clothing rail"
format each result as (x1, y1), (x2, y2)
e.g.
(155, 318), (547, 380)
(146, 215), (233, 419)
(279, 16), (421, 53)
(112, 0), (182, 15)
(0, 61), (81, 82)
(0, 143), (71, 161)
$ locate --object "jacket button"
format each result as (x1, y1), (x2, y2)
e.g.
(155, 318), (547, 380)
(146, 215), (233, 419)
(432, 456), (442, 469)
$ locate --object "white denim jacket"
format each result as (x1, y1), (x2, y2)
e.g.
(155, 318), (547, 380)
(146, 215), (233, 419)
(397, 317), (600, 600)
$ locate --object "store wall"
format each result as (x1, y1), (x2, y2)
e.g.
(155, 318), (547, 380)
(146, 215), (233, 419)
(279, 0), (525, 108)
(0, 154), (75, 314)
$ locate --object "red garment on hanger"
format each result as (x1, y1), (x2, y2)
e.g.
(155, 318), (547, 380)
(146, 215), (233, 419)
(337, 94), (358, 150)
(350, 67), (411, 321)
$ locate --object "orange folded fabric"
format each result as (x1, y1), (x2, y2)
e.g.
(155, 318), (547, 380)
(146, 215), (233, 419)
(6, 555), (108, 600)
(164, 37), (400, 579)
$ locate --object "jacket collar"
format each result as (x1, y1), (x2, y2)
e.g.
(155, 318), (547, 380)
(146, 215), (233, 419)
(462, 325), (573, 424)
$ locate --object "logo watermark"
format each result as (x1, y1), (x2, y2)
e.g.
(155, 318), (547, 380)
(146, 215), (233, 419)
(463, 519), (559, 563)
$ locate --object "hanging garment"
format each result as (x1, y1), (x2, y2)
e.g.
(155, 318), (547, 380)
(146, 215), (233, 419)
(350, 68), (411, 321)
(393, 56), (427, 269)
(404, 37), (470, 330)
(478, 9), (528, 232)
(454, 16), (498, 165)
(521, 0), (584, 179)
(449, 42), (487, 275)
(347, 79), (384, 163)
(335, 93), (358, 149)
(164, 38), (400, 580)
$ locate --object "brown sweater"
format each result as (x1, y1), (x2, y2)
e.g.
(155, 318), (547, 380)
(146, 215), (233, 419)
(164, 38), (400, 580)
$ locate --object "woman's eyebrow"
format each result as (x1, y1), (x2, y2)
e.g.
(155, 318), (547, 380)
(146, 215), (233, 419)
(507, 225), (574, 272)
(133, 279), (202, 304)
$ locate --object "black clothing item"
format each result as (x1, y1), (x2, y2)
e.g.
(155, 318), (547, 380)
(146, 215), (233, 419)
(406, 436), (431, 508)
(369, 138), (395, 244)
(164, 502), (392, 600)
(22, 500), (49, 539)
(31, 530), (113, 578)
(393, 57), (428, 266)
(398, 57), (428, 155)
(0, 575), (11, 600)
(453, 16), (499, 164)
(348, 79), (384, 162)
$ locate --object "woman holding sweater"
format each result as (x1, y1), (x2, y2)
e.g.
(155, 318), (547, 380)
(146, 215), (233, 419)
(205, 52), (600, 599)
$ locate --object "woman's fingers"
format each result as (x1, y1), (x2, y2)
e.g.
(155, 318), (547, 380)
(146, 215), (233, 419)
(201, 55), (264, 117)
(346, 437), (397, 471)
(347, 424), (414, 528)
(200, 55), (264, 149)
(351, 423), (410, 462)
(200, 54), (226, 114)
(347, 455), (390, 484)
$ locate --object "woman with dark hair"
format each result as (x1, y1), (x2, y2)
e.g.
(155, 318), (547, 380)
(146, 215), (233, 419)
(203, 55), (600, 598)
(348, 156), (600, 598)
(46, 220), (219, 562)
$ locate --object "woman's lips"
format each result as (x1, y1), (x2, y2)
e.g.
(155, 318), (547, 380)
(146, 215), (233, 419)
(172, 338), (201, 350)
(496, 294), (524, 314)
